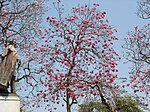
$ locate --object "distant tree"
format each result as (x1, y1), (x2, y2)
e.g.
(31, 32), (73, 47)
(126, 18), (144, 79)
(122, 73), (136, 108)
(79, 95), (142, 112)
(33, 2), (120, 112)
(123, 24), (150, 108)
(137, 0), (150, 19)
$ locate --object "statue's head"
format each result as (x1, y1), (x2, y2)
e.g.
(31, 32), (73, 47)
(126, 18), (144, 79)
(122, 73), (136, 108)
(8, 40), (17, 47)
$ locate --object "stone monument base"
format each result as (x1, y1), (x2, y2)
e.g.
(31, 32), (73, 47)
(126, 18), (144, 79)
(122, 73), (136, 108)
(0, 93), (20, 112)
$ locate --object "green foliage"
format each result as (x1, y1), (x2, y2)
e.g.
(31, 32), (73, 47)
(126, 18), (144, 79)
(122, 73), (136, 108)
(79, 101), (109, 112)
(115, 96), (142, 112)
(79, 95), (142, 112)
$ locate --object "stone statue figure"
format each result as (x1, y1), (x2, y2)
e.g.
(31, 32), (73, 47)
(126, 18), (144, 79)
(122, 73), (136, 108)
(0, 41), (20, 94)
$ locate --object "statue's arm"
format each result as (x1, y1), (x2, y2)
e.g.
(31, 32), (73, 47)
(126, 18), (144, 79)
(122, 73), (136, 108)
(10, 75), (16, 94)
(17, 59), (21, 71)
(0, 54), (1, 62)
(0, 54), (4, 62)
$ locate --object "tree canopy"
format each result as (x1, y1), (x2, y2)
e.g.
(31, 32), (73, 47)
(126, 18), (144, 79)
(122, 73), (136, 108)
(79, 95), (142, 112)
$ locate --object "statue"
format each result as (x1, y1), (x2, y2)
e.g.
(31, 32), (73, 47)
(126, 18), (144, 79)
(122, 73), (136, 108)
(0, 40), (21, 94)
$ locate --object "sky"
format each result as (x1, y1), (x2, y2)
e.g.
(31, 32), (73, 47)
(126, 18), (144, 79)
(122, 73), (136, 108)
(36, 0), (149, 112)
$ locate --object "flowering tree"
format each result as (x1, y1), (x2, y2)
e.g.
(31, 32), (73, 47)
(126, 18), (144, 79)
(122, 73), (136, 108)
(33, 2), (120, 112)
(123, 24), (150, 106)
(0, 0), (44, 44)
(0, 0), (47, 101)
(137, 0), (150, 19)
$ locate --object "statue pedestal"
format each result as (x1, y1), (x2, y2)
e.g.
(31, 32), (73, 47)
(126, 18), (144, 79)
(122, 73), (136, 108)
(0, 94), (20, 112)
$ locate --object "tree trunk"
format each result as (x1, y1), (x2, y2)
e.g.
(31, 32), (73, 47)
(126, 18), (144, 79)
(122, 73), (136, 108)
(96, 84), (111, 111)
(66, 88), (71, 112)
(66, 103), (71, 112)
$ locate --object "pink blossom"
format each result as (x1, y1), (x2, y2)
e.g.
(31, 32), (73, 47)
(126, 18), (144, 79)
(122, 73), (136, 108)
(129, 75), (134, 79)
(93, 3), (100, 6)
(66, 17), (73, 21)
(109, 78), (114, 83)
(57, 0), (61, 2)
(140, 88), (145, 92)
(73, 15), (78, 19)
(126, 84), (130, 86)
(82, 20), (90, 24)
(102, 24), (108, 29)
(134, 26), (138, 29)
(134, 80), (139, 84)
(139, 76), (144, 80)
